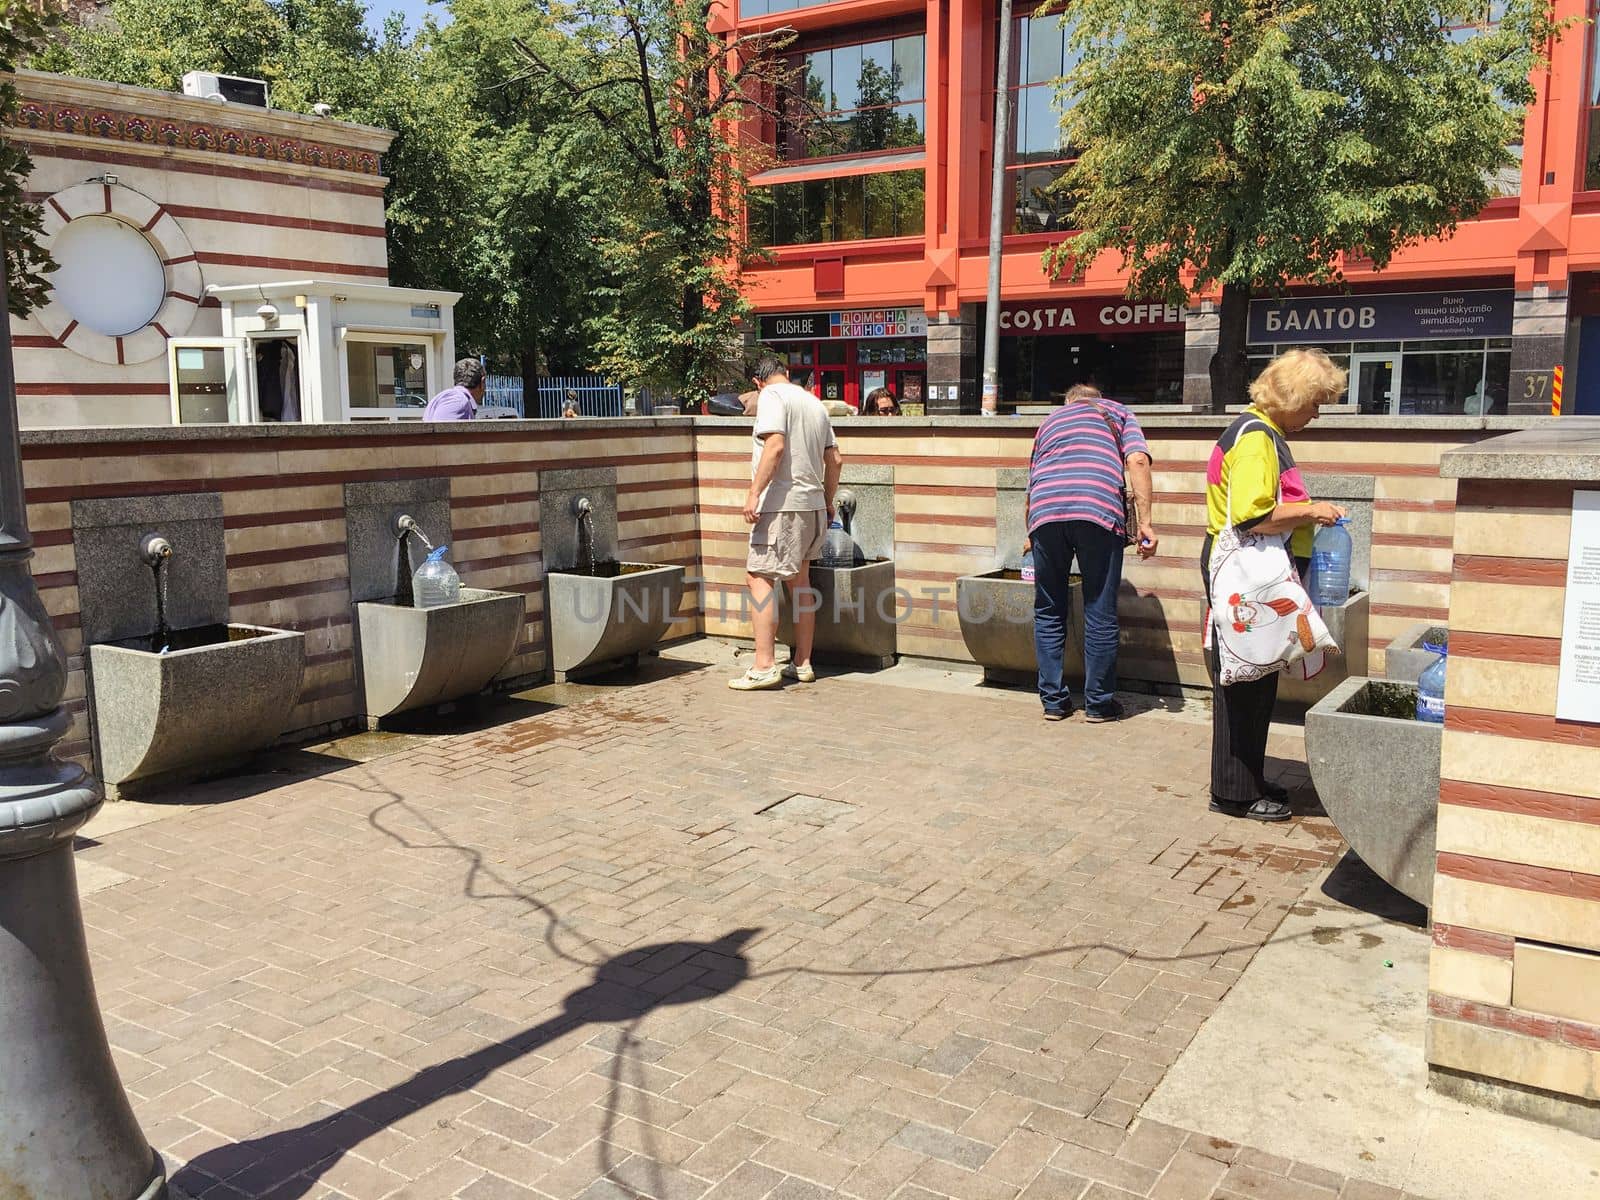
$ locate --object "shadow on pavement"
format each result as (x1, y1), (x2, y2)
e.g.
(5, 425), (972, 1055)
(170, 929), (760, 1199)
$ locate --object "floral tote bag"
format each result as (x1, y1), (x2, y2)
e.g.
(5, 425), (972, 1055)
(1203, 426), (1337, 685)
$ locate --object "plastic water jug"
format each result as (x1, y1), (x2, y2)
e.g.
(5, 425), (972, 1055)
(412, 545), (462, 608)
(1309, 518), (1353, 609)
(1020, 549), (1036, 582)
(1416, 643), (1447, 724)
(820, 519), (855, 567)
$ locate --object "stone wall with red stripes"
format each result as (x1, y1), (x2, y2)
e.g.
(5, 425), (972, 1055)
(1426, 470), (1600, 1116)
(23, 421), (700, 767)
(694, 415), (1511, 684)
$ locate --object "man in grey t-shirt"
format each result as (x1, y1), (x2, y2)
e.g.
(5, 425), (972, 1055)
(730, 355), (843, 690)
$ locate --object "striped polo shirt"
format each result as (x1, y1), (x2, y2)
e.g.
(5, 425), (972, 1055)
(1026, 400), (1150, 537)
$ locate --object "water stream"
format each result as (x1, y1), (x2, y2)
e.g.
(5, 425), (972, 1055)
(396, 525), (437, 597)
(577, 510), (596, 575)
(152, 558), (172, 654)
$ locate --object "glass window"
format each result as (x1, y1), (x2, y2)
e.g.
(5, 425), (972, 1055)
(1010, 163), (1073, 233)
(171, 342), (241, 424)
(756, 170), (925, 246)
(1006, 9), (1079, 235)
(780, 34), (926, 162)
(894, 37), (924, 105)
(349, 341), (430, 413)
(1024, 15), (1063, 86)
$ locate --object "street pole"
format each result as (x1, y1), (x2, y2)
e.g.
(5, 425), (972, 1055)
(981, 0), (1016, 417)
(0, 240), (166, 1197)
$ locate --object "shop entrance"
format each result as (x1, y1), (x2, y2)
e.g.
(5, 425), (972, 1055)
(859, 365), (925, 410)
(1349, 353), (1399, 415)
(767, 337), (927, 410)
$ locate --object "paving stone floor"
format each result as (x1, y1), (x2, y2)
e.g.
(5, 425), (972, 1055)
(75, 655), (1436, 1200)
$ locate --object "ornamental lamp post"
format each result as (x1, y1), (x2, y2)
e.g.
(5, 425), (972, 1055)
(0, 239), (166, 1197)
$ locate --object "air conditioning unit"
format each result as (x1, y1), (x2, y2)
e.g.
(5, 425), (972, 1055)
(181, 71), (269, 108)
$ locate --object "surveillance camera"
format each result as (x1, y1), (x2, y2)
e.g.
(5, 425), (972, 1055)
(312, 102), (333, 117)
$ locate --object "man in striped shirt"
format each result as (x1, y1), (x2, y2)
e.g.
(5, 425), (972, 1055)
(1025, 384), (1158, 722)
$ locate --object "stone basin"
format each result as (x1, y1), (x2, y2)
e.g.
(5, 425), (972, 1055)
(777, 559), (898, 669)
(1385, 622), (1448, 684)
(1277, 588), (1371, 710)
(88, 622), (305, 796)
(546, 562), (687, 681)
(955, 569), (1083, 687)
(1305, 676), (1440, 908)
(354, 588), (524, 722)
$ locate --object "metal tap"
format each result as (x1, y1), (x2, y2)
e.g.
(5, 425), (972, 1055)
(139, 534), (172, 565)
(571, 496), (593, 517)
(393, 513), (419, 539)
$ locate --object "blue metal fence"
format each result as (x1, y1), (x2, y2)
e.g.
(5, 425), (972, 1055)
(481, 375), (525, 417)
(535, 375), (625, 418)
(478, 374), (626, 418)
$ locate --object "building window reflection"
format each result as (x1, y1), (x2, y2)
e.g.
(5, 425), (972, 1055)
(778, 33), (926, 161)
(749, 170), (926, 247)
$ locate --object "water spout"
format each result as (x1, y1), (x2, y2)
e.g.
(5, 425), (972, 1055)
(141, 534), (173, 652)
(393, 514), (436, 597)
(394, 513), (435, 552)
(835, 488), (858, 533)
(573, 496), (597, 575)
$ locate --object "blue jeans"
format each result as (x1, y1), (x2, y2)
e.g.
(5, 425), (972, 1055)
(1033, 519), (1125, 714)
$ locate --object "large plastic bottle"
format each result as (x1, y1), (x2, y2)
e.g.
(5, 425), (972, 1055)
(1416, 643), (1447, 724)
(412, 545), (462, 608)
(1309, 517), (1353, 608)
(820, 518), (856, 568)
(1020, 548), (1036, 582)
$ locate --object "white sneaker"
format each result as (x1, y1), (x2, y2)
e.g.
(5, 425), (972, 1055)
(728, 665), (783, 691)
(781, 661), (816, 683)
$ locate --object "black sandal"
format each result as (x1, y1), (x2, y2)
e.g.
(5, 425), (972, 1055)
(1243, 796), (1293, 822)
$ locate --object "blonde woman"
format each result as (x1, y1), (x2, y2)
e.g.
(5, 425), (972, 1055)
(1203, 349), (1348, 821)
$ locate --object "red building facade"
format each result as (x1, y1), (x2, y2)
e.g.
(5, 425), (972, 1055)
(716, 0), (1600, 416)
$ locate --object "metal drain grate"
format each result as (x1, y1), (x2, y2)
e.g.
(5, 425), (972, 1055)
(756, 793), (856, 826)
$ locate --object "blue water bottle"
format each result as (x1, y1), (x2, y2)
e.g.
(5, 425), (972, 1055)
(1416, 643), (1447, 724)
(1310, 517), (1353, 608)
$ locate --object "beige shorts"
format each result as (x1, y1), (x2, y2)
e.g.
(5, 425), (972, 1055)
(747, 509), (827, 579)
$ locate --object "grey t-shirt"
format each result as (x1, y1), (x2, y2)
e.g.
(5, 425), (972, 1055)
(752, 381), (837, 513)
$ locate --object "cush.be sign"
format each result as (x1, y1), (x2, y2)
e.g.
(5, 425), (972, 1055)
(1248, 289), (1513, 343)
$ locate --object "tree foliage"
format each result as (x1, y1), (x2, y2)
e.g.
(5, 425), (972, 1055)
(0, 0), (64, 317)
(515, 0), (799, 401)
(1046, 0), (1561, 406)
(40, 0), (626, 387)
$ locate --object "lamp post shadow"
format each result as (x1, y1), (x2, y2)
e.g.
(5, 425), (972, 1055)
(171, 928), (760, 1199)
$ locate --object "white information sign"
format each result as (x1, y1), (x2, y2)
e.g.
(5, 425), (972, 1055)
(1557, 490), (1600, 723)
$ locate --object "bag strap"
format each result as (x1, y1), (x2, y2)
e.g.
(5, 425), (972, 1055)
(1222, 416), (1276, 535)
(1087, 401), (1127, 479)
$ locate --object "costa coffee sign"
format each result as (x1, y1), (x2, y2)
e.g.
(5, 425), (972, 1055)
(999, 299), (1185, 336)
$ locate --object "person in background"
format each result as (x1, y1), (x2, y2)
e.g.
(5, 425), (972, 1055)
(562, 400), (580, 419)
(731, 355), (844, 691)
(422, 359), (485, 421)
(1025, 383), (1158, 722)
(865, 387), (900, 416)
(1203, 349), (1348, 822)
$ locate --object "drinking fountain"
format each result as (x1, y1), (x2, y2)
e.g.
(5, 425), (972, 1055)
(540, 468), (686, 681)
(345, 480), (523, 724)
(71, 493), (306, 797)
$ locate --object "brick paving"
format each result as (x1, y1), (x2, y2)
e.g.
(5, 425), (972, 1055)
(74, 660), (1434, 1200)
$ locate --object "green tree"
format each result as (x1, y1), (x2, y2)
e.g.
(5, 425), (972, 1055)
(0, 0), (64, 317)
(1046, 0), (1560, 408)
(516, 0), (799, 402)
(423, 0), (615, 391)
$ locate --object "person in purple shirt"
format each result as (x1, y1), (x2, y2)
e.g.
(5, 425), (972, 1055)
(422, 359), (486, 420)
(1024, 383), (1159, 723)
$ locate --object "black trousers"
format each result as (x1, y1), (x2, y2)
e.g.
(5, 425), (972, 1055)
(1201, 535), (1285, 804)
